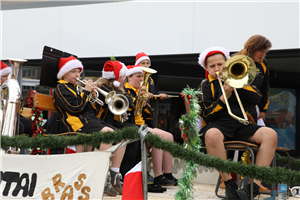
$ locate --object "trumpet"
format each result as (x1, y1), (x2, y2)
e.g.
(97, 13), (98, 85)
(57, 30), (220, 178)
(216, 55), (256, 125)
(76, 78), (129, 117)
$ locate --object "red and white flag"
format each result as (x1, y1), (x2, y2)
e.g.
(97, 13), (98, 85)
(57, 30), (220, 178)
(66, 145), (76, 154)
(122, 161), (144, 200)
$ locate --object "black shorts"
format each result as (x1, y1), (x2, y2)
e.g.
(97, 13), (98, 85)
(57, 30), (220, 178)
(200, 117), (262, 143)
(80, 120), (115, 133)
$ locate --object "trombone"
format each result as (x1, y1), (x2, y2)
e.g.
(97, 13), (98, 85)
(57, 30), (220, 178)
(76, 78), (129, 117)
(216, 55), (256, 125)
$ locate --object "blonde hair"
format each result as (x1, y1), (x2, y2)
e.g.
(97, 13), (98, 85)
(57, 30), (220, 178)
(95, 77), (125, 93)
(238, 35), (272, 58)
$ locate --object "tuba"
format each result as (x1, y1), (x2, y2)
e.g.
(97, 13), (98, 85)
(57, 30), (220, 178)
(134, 67), (157, 116)
(0, 58), (27, 154)
(76, 78), (129, 117)
(216, 55), (256, 125)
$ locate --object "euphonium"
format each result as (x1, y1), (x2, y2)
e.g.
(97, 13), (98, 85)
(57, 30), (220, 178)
(76, 78), (129, 117)
(134, 67), (157, 116)
(0, 58), (27, 154)
(216, 55), (256, 125)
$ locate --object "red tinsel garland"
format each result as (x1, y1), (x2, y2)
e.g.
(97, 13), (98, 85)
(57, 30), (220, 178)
(25, 90), (46, 155)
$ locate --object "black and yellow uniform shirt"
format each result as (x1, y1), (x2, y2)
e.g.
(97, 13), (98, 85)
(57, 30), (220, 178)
(146, 76), (158, 106)
(124, 82), (155, 128)
(53, 80), (100, 132)
(199, 74), (262, 127)
(248, 59), (270, 121)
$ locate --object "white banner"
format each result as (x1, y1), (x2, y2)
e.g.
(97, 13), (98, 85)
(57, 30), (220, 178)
(1, 151), (111, 200)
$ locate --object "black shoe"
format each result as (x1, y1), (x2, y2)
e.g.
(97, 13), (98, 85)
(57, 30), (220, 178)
(164, 173), (178, 186)
(154, 175), (176, 186)
(236, 182), (260, 200)
(224, 178), (240, 200)
(148, 184), (166, 193)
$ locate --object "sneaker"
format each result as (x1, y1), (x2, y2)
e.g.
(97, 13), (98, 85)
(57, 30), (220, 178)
(148, 172), (154, 184)
(224, 178), (241, 200)
(110, 170), (123, 194)
(148, 184), (166, 193)
(163, 173), (178, 186)
(104, 171), (117, 196)
(154, 175), (176, 186)
(236, 182), (260, 200)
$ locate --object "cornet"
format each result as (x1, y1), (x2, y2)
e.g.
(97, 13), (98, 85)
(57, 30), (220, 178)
(216, 55), (256, 125)
(76, 78), (129, 118)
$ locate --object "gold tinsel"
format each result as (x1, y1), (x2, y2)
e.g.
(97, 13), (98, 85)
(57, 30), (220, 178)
(241, 150), (252, 179)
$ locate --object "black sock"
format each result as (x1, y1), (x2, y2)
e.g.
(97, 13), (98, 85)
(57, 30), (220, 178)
(163, 173), (174, 180)
(224, 178), (234, 185)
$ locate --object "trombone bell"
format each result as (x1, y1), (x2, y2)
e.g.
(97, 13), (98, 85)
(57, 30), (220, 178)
(222, 55), (256, 89)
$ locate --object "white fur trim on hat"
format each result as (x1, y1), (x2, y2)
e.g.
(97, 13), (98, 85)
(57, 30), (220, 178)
(198, 46), (230, 69)
(119, 62), (127, 77)
(135, 56), (151, 66)
(126, 66), (143, 77)
(1, 67), (12, 76)
(57, 59), (83, 79)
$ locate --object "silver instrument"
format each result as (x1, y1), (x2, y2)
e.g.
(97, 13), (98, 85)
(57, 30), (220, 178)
(1, 58), (27, 154)
(76, 78), (129, 121)
(291, 186), (300, 197)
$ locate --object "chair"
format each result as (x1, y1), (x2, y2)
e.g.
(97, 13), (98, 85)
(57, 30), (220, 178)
(215, 141), (290, 200)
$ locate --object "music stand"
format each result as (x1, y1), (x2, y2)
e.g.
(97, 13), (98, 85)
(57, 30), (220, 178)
(40, 46), (77, 88)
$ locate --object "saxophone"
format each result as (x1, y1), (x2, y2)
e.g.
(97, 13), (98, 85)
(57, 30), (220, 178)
(134, 67), (157, 116)
(0, 58), (27, 154)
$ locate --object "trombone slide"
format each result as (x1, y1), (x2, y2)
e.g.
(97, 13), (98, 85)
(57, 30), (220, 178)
(216, 72), (249, 125)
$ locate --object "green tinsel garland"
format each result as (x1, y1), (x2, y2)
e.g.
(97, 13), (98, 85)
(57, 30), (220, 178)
(2, 126), (300, 184)
(175, 86), (202, 200)
(276, 153), (300, 169)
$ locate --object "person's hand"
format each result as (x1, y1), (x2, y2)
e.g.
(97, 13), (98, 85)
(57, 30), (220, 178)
(90, 89), (97, 98)
(258, 112), (265, 120)
(140, 86), (147, 95)
(220, 83), (233, 103)
(159, 93), (167, 100)
(84, 80), (95, 92)
(147, 92), (154, 99)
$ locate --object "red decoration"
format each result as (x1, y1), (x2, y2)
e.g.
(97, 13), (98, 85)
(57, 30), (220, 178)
(182, 132), (187, 142)
(26, 90), (47, 155)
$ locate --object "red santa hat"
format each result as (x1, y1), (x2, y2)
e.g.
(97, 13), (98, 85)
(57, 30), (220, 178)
(102, 60), (127, 87)
(126, 65), (143, 77)
(0, 61), (12, 76)
(198, 46), (230, 69)
(135, 52), (151, 66)
(57, 56), (83, 79)
(198, 46), (230, 79)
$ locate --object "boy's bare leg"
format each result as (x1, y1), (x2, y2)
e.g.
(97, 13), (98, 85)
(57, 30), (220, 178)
(247, 127), (277, 186)
(205, 128), (232, 181)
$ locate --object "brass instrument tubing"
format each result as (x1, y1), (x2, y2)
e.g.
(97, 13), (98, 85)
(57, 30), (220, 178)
(216, 71), (249, 125)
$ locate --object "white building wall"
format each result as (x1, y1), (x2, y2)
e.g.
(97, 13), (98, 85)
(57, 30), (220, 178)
(1, 1), (299, 59)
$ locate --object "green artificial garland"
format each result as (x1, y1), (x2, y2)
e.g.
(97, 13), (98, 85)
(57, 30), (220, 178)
(2, 125), (300, 185)
(175, 86), (202, 200)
